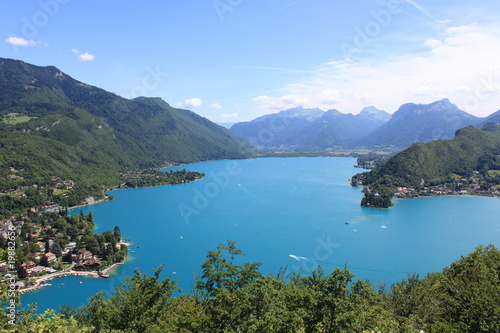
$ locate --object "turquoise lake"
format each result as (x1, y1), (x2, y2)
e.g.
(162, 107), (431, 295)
(21, 157), (500, 312)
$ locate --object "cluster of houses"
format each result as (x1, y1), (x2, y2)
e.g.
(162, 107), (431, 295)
(394, 180), (500, 198)
(4, 174), (74, 201)
(394, 187), (418, 198)
(73, 249), (101, 270)
(50, 177), (75, 190)
(17, 257), (55, 277)
(0, 217), (21, 239)
(4, 248), (101, 279)
(0, 212), (101, 282)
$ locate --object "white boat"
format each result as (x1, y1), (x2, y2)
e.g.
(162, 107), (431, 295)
(380, 225), (387, 229)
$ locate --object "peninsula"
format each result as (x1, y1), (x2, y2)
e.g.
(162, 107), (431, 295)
(352, 124), (500, 208)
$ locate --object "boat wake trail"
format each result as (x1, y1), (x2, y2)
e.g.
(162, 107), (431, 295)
(289, 254), (307, 261)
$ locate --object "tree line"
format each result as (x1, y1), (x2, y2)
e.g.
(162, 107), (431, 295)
(4, 241), (499, 332)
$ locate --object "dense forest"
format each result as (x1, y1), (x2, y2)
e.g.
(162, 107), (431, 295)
(0, 58), (252, 215)
(2, 241), (499, 332)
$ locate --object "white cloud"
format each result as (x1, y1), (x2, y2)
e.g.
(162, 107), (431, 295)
(316, 89), (341, 104)
(182, 97), (203, 109)
(424, 39), (442, 48)
(210, 103), (222, 109)
(71, 48), (80, 54)
(5, 36), (36, 47)
(220, 113), (238, 118)
(79, 52), (96, 61)
(253, 95), (291, 110)
(253, 94), (313, 110)
(251, 24), (500, 116)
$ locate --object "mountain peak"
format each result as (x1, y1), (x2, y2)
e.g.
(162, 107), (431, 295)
(359, 99), (481, 148)
(324, 109), (342, 116)
(251, 107), (324, 123)
(428, 98), (457, 111)
(395, 99), (466, 118)
(358, 106), (391, 122)
(360, 106), (380, 114)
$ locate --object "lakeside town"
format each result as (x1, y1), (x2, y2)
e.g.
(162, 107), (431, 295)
(0, 175), (130, 296)
(0, 165), (206, 298)
(353, 157), (500, 200)
(0, 205), (129, 295)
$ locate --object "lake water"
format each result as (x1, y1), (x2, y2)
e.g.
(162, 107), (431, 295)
(21, 157), (500, 312)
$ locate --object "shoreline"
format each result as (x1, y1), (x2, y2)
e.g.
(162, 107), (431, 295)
(352, 183), (499, 208)
(68, 195), (113, 211)
(100, 263), (120, 276)
(67, 171), (206, 212)
(18, 257), (129, 295)
(18, 270), (100, 294)
(69, 196), (111, 211)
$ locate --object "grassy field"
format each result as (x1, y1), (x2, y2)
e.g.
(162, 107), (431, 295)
(487, 170), (500, 176)
(2, 113), (38, 124)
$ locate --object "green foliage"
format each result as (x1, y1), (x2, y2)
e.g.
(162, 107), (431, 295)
(1, 114), (38, 125)
(12, 242), (500, 332)
(0, 58), (253, 216)
(433, 245), (500, 332)
(76, 265), (178, 332)
(196, 240), (263, 297)
(354, 124), (500, 207)
(0, 305), (94, 332)
(121, 169), (204, 188)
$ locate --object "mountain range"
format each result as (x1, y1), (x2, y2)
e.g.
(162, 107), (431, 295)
(230, 106), (391, 148)
(230, 99), (500, 149)
(0, 58), (251, 202)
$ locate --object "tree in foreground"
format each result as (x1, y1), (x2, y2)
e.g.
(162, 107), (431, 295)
(4, 242), (499, 332)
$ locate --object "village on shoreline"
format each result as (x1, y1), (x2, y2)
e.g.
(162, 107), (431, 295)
(17, 261), (126, 295)
(353, 157), (500, 202)
(0, 193), (131, 297)
(0, 166), (205, 299)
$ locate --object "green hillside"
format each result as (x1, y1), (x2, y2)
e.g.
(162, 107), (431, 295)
(0, 58), (252, 212)
(353, 124), (500, 207)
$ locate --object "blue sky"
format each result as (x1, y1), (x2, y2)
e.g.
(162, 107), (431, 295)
(2, 0), (500, 121)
